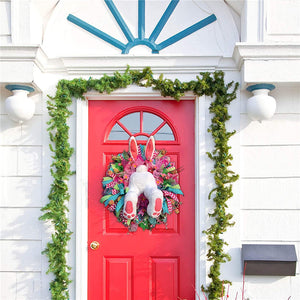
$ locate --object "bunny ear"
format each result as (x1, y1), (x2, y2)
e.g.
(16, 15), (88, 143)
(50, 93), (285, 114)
(129, 136), (138, 160)
(145, 136), (155, 161)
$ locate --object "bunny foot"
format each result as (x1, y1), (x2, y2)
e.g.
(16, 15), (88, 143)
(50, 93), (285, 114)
(147, 190), (163, 218)
(123, 200), (136, 219)
(152, 198), (163, 218)
(123, 191), (138, 220)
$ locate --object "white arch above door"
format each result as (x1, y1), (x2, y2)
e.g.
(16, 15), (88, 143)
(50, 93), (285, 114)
(42, 0), (239, 58)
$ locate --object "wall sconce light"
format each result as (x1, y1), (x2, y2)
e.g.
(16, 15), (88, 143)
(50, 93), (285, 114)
(5, 84), (35, 124)
(246, 84), (276, 122)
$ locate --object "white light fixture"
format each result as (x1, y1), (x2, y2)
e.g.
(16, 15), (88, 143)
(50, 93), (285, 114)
(246, 84), (276, 122)
(5, 84), (35, 124)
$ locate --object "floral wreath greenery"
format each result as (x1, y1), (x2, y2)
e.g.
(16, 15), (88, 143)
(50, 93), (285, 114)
(40, 66), (238, 300)
(101, 144), (183, 232)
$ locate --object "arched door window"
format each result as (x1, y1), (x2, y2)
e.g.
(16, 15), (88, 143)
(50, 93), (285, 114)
(107, 108), (176, 142)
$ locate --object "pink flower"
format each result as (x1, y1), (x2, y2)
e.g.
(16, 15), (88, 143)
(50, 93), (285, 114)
(135, 156), (145, 167)
(152, 170), (161, 179)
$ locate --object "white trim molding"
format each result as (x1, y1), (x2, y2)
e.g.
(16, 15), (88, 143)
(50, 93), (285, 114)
(0, 45), (237, 76)
(234, 43), (300, 87)
(75, 99), (89, 300)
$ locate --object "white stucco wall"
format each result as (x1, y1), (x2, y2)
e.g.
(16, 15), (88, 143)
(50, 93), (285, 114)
(1, 1), (300, 299)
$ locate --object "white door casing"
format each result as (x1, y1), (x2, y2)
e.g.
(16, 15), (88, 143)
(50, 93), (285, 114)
(75, 86), (209, 299)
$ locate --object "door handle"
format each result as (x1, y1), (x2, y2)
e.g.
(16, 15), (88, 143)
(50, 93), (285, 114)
(90, 241), (100, 250)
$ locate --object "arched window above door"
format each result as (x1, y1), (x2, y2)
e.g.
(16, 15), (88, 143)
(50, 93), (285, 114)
(108, 109), (176, 141)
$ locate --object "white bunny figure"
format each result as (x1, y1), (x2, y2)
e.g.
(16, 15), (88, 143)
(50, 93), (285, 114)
(123, 136), (164, 220)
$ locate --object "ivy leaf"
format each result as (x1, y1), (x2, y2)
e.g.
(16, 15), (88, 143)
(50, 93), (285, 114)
(139, 222), (148, 230)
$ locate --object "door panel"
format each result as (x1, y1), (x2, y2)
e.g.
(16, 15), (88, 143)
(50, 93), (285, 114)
(151, 257), (179, 300)
(88, 100), (195, 300)
(104, 257), (133, 300)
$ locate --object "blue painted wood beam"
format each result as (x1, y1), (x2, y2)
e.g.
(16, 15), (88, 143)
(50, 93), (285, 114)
(67, 3), (217, 54)
(67, 14), (126, 51)
(138, 0), (145, 39)
(149, 0), (179, 43)
(104, 0), (135, 43)
(157, 14), (217, 51)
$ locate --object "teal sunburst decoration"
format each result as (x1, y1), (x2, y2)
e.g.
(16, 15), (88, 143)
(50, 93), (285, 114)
(67, 0), (217, 54)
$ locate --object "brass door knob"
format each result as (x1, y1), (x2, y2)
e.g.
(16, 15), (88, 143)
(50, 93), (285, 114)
(90, 241), (100, 250)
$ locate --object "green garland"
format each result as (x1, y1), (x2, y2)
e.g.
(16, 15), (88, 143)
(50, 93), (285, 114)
(202, 73), (239, 300)
(40, 67), (238, 300)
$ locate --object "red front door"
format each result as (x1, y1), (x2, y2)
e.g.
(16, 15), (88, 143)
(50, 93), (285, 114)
(88, 99), (195, 300)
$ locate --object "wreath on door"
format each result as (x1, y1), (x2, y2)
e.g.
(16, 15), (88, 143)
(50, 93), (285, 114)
(101, 136), (183, 231)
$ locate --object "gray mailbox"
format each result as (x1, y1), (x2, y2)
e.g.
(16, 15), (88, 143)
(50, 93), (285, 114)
(242, 244), (297, 276)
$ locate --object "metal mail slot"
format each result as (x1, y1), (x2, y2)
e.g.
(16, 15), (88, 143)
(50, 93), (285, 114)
(242, 244), (297, 276)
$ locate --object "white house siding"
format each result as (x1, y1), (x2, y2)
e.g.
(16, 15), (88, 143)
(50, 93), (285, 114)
(239, 86), (300, 300)
(237, 0), (300, 297)
(0, 1), (11, 44)
(0, 87), (44, 299)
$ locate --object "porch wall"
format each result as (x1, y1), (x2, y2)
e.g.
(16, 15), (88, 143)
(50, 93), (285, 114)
(239, 86), (300, 299)
(0, 87), (44, 299)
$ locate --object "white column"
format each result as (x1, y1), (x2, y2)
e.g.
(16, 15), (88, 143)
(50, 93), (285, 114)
(241, 0), (265, 42)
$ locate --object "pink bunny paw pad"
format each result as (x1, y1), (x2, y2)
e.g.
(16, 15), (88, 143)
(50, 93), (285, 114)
(152, 198), (162, 217)
(124, 201), (136, 219)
